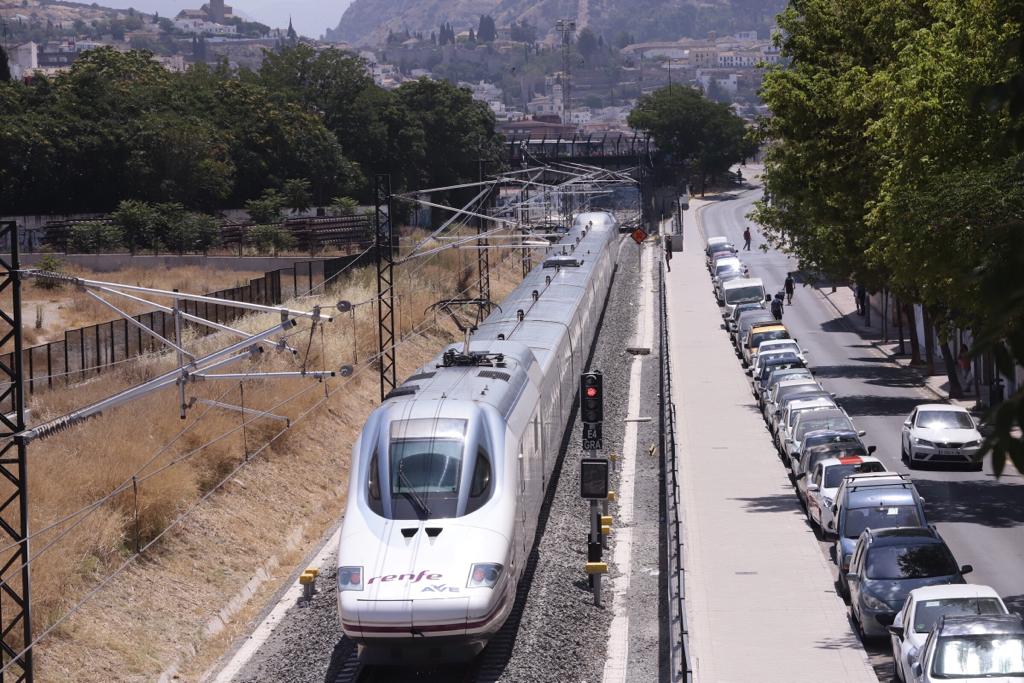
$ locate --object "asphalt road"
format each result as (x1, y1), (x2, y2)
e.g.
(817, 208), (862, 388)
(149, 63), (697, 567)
(699, 181), (1024, 681)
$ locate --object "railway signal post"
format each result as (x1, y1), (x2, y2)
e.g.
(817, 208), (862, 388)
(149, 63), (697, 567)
(580, 371), (608, 606)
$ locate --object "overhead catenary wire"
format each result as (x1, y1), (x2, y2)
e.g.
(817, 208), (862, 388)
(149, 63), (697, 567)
(0, 247), (513, 667)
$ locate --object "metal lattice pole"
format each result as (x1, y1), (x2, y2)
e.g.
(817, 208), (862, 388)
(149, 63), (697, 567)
(375, 175), (397, 402)
(521, 183), (532, 278)
(477, 160), (491, 303)
(0, 221), (33, 682)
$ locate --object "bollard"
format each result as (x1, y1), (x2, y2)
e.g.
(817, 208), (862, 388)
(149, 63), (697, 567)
(299, 568), (319, 604)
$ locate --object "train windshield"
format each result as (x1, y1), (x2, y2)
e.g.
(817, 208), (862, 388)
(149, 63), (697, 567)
(387, 418), (467, 520)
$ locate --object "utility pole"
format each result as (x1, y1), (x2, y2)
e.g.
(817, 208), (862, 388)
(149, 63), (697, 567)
(555, 19), (576, 128)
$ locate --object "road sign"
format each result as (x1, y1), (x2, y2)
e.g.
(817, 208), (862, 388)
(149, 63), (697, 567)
(631, 228), (648, 244)
(583, 422), (603, 450)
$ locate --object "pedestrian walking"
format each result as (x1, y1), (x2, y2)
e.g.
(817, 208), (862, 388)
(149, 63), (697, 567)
(784, 273), (795, 305)
(958, 344), (974, 393)
(770, 292), (784, 321)
(855, 283), (867, 315)
(743, 227), (752, 251)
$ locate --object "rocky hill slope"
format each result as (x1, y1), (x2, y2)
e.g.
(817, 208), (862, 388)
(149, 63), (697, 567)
(330, 0), (785, 47)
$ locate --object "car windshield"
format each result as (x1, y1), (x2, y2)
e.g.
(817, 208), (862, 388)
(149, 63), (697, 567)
(731, 303), (763, 321)
(761, 360), (801, 382)
(709, 242), (734, 255)
(824, 462), (885, 488)
(844, 505), (922, 539)
(933, 635), (1024, 677)
(805, 433), (859, 449)
(913, 598), (1007, 633)
(727, 285), (766, 305)
(796, 415), (854, 441)
(865, 543), (958, 580)
(917, 410), (974, 430)
(388, 418), (466, 520)
(751, 329), (790, 347)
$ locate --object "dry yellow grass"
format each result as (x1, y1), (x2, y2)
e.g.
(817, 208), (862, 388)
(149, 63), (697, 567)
(17, 235), (526, 681)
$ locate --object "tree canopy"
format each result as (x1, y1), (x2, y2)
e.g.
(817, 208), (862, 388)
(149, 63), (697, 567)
(0, 45), (503, 215)
(628, 85), (753, 191)
(754, 0), (1024, 472)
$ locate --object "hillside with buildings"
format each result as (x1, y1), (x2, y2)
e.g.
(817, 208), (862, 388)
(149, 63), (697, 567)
(328, 0), (784, 47)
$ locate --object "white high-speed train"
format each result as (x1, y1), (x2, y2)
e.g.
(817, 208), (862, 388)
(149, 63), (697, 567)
(336, 211), (622, 663)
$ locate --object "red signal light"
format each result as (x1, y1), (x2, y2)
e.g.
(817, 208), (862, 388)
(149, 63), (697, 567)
(586, 386), (599, 398)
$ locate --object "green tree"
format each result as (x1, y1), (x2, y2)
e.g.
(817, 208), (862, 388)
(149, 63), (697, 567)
(282, 178), (312, 214)
(577, 28), (599, 58)
(478, 15), (496, 43)
(110, 199), (159, 254)
(248, 224), (295, 255)
(330, 196), (360, 216)
(163, 212), (220, 254)
(0, 46), (11, 82)
(245, 189), (284, 224)
(68, 221), (125, 253)
(628, 85), (749, 193)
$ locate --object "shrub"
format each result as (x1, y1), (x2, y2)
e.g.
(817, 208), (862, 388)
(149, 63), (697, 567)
(110, 199), (158, 254)
(330, 196), (360, 216)
(248, 224), (295, 255)
(163, 212), (221, 254)
(34, 254), (65, 290)
(245, 189), (285, 224)
(68, 221), (124, 254)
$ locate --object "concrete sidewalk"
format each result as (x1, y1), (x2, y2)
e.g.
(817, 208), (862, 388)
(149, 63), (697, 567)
(665, 201), (877, 683)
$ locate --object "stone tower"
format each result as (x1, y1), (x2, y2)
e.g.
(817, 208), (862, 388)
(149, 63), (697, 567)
(209, 0), (225, 22)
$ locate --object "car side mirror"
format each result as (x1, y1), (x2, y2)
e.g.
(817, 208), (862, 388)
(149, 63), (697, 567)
(796, 472), (806, 480)
(765, 294), (772, 302)
(912, 662), (922, 678)
(827, 520), (835, 530)
(858, 430), (866, 437)
(790, 452), (800, 460)
(919, 496), (926, 504)
(867, 445), (877, 454)
(807, 483), (819, 491)
(961, 564), (974, 575)
(903, 420), (912, 427)
(745, 368), (753, 376)
(774, 410), (781, 418)
(887, 625), (905, 639)
(831, 505), (838, 514)
(846, 572), (859, 582)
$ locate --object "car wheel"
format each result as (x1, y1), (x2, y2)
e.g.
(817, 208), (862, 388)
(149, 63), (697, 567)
(850, 606), (865, 641)
(836, 576), (849, 602)
(907, 449), (918, 470)
(901, 441), (907, 461)
(972, 461), (984, 472)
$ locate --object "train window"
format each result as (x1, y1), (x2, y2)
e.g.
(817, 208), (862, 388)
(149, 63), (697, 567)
(388, 418), (466, 520)
(466, 449), (493, 514)
(367, 451), (383, 515)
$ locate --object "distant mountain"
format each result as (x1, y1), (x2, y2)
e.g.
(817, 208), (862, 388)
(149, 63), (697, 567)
(329, 0), (786, 47)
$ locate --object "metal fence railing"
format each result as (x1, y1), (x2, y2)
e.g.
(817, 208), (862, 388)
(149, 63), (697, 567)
(0, 250), (376, 409)
(659, 259), (693, 682)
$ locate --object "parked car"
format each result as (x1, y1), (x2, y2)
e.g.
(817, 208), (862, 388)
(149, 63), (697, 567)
(768, 387), (833, 436)
(831, 472), (928, 597)
(802, 454), (885, 530)
(753, 354), (807, 401)
(760, 370), (816, 413)
(741, 323), (791, 367)
(901, 404), (984, 470)
(908, 614), (1024, 682)
(705, 235), (729, 256)
(713, 257), (748, 302)
(725, 301), (765, 336)
(762, 377), (819, 422)
(734, 309), (777, 351)
(785, 407), (861, 463)
(847, 527), (972, 640)
(889, 584), (1008, 683)
(706, 240), (737, 271)
(722, 277), (769, 320)
(749, 338), (807, 371)
(776, 397), (836, 453)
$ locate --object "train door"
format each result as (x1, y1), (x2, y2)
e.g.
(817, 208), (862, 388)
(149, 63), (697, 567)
(517, 436), (528, 559)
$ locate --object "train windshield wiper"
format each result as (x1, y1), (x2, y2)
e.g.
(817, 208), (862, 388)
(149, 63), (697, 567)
(397, 463), (431, 520)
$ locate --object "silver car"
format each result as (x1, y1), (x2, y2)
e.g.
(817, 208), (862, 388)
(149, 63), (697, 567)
(907, 614), (1024, 682)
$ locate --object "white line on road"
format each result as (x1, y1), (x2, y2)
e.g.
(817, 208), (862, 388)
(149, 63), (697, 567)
(602, 239), (655, 683)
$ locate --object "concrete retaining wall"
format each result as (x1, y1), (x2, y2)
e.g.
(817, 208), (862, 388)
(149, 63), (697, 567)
(20, 253), (338, 274)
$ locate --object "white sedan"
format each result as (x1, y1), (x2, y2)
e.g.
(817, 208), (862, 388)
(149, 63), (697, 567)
(900, 404), (983, 470)
(803, 455), (885, 532)
(888, 584), (1007, 682)
(749, 338), (806, 369)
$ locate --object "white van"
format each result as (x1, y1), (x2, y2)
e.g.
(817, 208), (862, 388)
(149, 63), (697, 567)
(721, 277), (768, 319)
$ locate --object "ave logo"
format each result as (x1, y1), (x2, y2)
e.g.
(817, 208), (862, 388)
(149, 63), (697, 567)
(421, 584), (460, 593)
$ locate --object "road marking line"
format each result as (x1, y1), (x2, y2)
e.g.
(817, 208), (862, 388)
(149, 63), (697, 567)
(208, 527), (341, 682)
(602, 241), (655, 683)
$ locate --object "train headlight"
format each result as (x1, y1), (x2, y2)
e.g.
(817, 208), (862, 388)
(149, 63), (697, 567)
(467, 563), (503, 589)
(338, 566), (364, 592)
